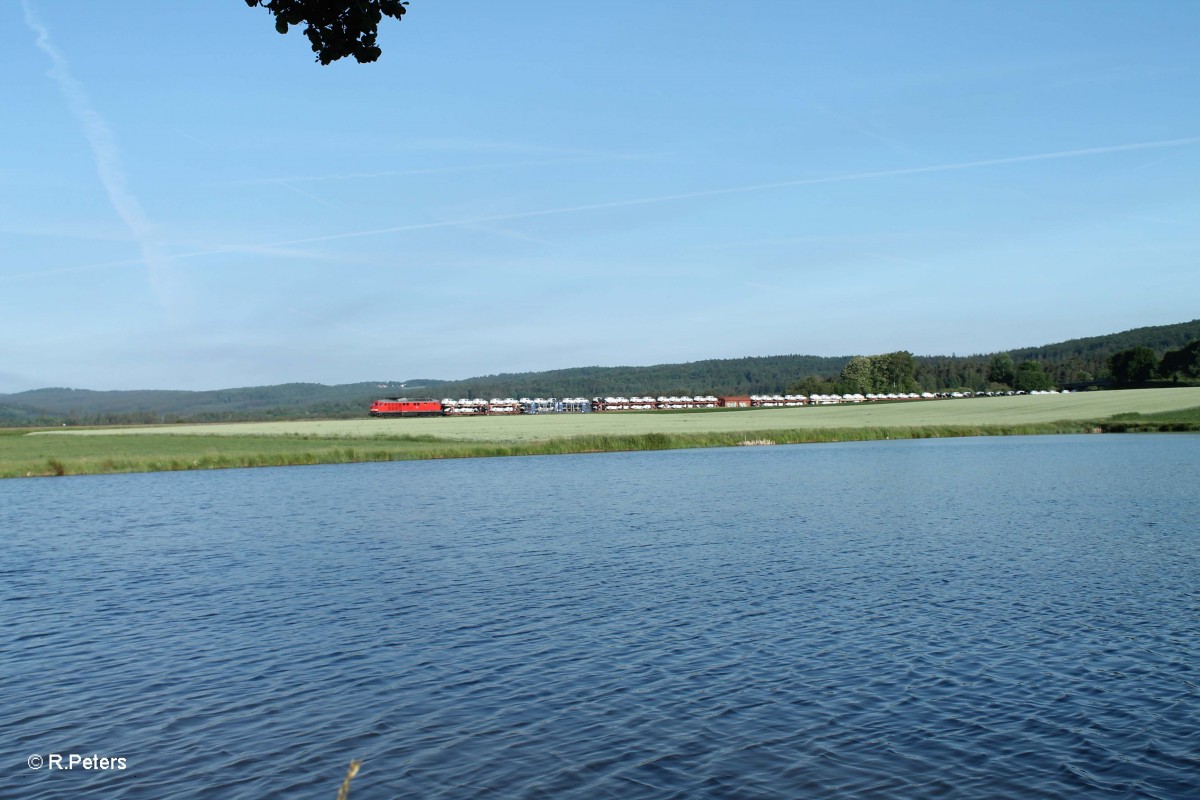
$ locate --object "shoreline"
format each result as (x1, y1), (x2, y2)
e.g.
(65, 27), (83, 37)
(4, 418), (1197, 479)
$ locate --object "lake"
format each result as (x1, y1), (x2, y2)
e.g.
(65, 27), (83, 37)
(4, 434), (1198, 799)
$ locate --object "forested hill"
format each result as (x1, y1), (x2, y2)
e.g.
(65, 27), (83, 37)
(0, 382), (421, 426)
(916, 318), (1200, 390)
(2, 319), (1197, 425)
(1010, 319), (1200, 367)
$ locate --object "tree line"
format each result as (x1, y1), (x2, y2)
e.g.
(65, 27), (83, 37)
(789, 336), (1200, 397)
(1109, 340), (1200, 386)
(791, 351), (1055, 396)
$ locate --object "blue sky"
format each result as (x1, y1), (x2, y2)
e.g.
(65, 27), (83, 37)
(3, 1), (1198, 392)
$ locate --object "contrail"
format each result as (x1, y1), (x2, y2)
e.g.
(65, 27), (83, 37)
(275, 180), (344, 211)
(8, 134), (1199, 281)
(251, 135), (1200, 249)
(22, 1), (174, 299)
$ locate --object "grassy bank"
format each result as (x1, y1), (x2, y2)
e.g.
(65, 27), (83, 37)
(0, 429), (480, 478)
(1096, 404), (1200, 431)
(4, 412), (1197, 479)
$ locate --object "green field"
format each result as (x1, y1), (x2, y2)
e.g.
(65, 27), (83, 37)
(4, 388), (1198, 478)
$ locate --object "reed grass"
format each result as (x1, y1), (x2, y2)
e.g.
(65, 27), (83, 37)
(1099, 404), (1200, 431)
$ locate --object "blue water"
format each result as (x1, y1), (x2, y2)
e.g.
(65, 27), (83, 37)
(3, 435), (1199, 799)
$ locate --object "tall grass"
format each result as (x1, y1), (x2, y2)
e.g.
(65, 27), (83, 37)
(1099, 404), (1200, 432)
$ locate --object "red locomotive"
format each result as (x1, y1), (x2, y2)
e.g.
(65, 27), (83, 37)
(369, 398), (444, 417)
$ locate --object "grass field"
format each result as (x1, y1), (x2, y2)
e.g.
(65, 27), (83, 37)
(4, 388), (1198, 478)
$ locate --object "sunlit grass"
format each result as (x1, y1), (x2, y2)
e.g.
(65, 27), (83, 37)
(0, 432), (482, 478)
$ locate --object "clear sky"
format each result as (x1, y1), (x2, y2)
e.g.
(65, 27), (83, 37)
(3, 1), (1198, 392)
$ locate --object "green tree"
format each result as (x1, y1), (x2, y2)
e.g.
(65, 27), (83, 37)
(1109, 346), (1159, 386)
(838, 356), (877, 394)
(986, 353), (1015, 387)
(874, 351), (918, 393)
(1157, 340), (1200, 383)
(247, 0), (409, 64)
(1012, 360), (1053, 392)
(788, 375), (834, 396)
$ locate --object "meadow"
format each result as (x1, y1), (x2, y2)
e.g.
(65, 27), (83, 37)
(4, 388), (1198, 478)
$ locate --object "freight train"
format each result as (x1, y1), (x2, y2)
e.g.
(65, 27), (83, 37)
(369, 394), (873, 417)
(369, 389), (1062, 417)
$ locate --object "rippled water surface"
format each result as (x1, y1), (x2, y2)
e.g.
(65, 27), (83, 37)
(4, 434), (1199, 799)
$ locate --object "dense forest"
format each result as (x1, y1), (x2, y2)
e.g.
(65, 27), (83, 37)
(2, 319), (1197, 426)
(916, 318), (1200, 391)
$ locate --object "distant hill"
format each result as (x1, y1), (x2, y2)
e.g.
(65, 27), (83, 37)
(2, 319), (1196, 426)
(1009, 319), (1200, 376)
(0, 382), (408, 426)
(916, 318), (1200, 391)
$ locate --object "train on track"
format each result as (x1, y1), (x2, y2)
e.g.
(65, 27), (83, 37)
(369, 389), (1061, 417)
(370, 395), (719, 417)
